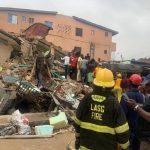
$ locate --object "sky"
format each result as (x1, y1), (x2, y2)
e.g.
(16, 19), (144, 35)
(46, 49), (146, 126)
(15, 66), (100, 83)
(0, 0), (150, 60)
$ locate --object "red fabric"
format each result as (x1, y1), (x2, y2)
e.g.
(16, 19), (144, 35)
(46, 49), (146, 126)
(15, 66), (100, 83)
(71, 56), (77, 67)
(93, 68), (96, 77)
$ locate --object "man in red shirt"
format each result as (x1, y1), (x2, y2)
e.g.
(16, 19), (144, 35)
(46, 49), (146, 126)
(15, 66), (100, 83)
(70, 53), (77, 79)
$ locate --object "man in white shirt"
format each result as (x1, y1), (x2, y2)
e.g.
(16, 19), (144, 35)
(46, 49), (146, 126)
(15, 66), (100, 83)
(61, 53), (70, 79)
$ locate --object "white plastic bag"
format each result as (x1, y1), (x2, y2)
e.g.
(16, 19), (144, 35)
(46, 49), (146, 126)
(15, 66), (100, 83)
(10, 110), (31, 135)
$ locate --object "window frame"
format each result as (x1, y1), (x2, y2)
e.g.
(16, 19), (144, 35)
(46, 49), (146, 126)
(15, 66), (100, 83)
(105, 31), (109, 37)
(29, 17), (34, 24)
(8, 14), (18, 24)
(22, 16), (26, 22)
(104, 50), (107, 54)
(73, 46), (82, 56)
(75, 28), (83, 37)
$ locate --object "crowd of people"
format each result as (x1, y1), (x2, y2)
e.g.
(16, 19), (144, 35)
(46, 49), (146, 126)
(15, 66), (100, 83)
(72, 67), (150, 150)
(61, 52), (150, 150)
(61, 52), (99, 85)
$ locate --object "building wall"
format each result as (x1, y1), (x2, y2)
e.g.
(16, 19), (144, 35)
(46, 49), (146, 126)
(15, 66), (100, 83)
(0, 42), (12, 64)
(0, 10), (116, 61)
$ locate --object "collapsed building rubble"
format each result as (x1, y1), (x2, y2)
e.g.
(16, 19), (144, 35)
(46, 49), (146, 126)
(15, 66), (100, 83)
(0, 23), (92, 137)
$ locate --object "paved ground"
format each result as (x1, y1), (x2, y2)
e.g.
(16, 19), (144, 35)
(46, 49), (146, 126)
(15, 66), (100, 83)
(0, 132), (74, 150)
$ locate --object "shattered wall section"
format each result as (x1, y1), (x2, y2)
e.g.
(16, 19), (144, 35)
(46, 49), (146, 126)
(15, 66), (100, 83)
(0, 43), (13, 64)
(19, 38), (31, 59)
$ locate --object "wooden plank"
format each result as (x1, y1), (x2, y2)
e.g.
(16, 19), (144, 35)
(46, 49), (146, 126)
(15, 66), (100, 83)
(0, 129), (68, 139)
(0, 132), (74, 150)
(0, 135), (52, 139)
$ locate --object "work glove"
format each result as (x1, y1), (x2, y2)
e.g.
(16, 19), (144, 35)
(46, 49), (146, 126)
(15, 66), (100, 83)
(75, 137), (80, 150)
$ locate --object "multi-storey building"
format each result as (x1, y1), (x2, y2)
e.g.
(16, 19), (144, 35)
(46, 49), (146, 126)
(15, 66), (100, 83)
(0, 7), (118, 61)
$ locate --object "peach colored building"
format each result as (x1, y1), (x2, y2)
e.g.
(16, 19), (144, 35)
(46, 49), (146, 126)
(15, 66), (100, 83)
(0, 7), (118, 61)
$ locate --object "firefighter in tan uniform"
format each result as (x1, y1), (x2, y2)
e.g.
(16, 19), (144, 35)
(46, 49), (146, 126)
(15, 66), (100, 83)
(73, 68), (129, 150)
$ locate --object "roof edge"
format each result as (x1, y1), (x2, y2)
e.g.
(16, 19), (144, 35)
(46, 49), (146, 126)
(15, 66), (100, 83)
(0, 7), (118, 35)
(72, 16), (118, 36)
(0, 7), (58, 15)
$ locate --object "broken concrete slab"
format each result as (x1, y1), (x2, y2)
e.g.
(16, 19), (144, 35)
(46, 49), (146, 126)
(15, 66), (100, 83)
(0, 26), (93, 139)
(0, 112), (50, 127)
(0, 88), (16, 115)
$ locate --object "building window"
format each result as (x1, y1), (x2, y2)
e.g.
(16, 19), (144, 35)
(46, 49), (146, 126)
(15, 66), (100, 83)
(104, 50), (107, 54)
(76, 28), (83, 37)
(105, 32), (108, 37)
(73, 47), (81, 56)
(29, 18), (34, 24)
(90, 43), (95, 59)
(8, 14), (18, 24)
(44, 21), (53, 28)
(22, 16), (26, 22)
(91, 30), (95, 35)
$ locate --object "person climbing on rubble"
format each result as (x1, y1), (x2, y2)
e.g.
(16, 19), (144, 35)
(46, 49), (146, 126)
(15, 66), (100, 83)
(120, 74), (144, 150)
(73, 68), (129, 150)
(61, 53), (70, 79)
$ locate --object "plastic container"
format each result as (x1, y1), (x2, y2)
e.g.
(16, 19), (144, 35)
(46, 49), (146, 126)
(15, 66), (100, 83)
(35, 125), (54, 136)
(49, 112), (68, 129)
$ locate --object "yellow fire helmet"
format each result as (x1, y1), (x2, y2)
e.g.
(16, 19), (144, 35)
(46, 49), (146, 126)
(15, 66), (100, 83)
(117, 73), (122, 78)
(93, 68), (115, 88)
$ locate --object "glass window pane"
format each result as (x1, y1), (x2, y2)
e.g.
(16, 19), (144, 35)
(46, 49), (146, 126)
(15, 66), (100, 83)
(8, 14), (17, 24)
(22, 16), (26, 21)
(45, 21), (53, 28)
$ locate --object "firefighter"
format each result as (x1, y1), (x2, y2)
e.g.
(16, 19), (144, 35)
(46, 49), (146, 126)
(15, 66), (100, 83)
(114, 73), (123, 102)
(73, 68), (129, 150)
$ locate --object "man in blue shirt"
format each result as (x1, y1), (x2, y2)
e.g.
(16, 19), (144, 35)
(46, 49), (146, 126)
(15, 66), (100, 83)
(121, 74), (144, 150)
(126, 74), (150, 150)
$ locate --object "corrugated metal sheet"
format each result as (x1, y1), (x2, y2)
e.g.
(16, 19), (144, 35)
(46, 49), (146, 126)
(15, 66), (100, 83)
(23, 23), (52, 39)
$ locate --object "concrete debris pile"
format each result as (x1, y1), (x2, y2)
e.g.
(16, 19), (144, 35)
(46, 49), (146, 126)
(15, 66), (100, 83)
(0, 23), (92, 137)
